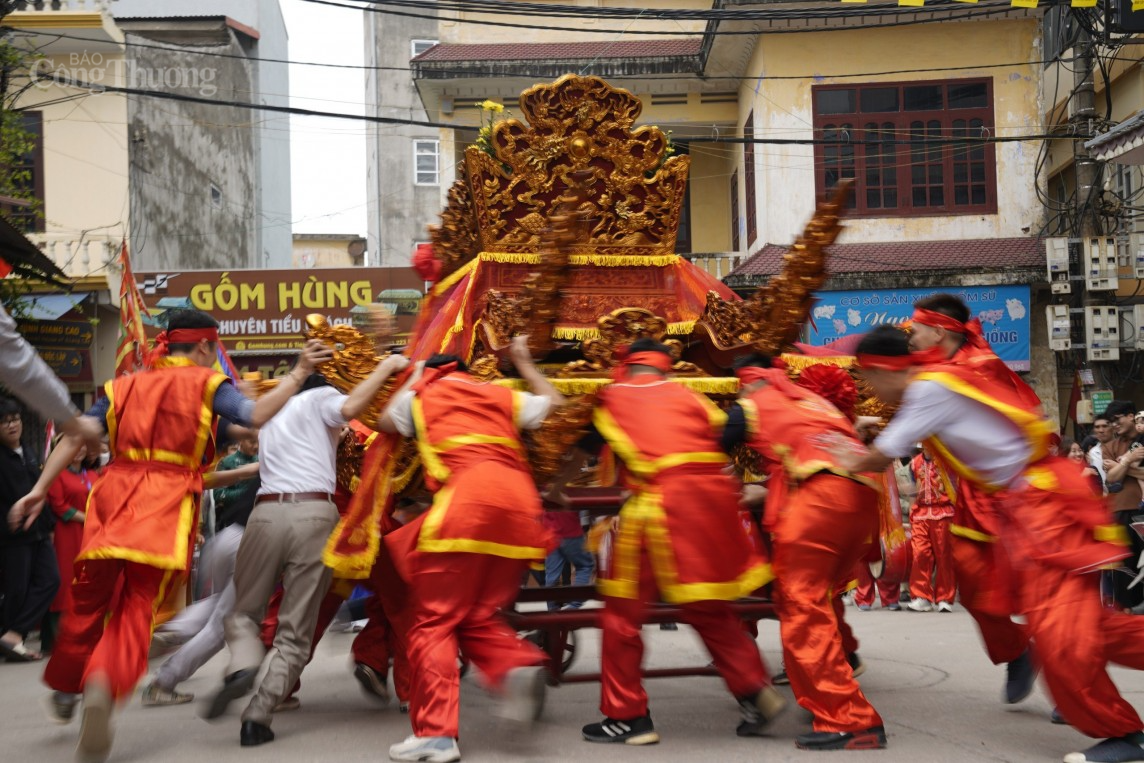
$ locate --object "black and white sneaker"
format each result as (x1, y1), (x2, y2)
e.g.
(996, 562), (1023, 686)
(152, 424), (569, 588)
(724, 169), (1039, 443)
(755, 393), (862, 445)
(737, 685), (787, 737)
(582, 715), (660, 745)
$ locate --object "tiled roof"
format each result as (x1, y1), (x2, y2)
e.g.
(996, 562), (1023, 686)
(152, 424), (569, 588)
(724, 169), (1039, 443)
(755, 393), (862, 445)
(412, 39), (703, 63)
(730, 237), (1044, 278)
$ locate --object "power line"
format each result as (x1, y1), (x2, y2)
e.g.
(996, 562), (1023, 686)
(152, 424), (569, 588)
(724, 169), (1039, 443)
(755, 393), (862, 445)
(3, 27), (1075, 83)
(302, 0), (1030, 37)
(24, 70), (1082, 147)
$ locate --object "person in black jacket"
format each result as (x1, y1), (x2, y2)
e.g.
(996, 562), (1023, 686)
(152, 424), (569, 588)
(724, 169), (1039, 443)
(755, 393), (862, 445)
(0, 397), (60, 661)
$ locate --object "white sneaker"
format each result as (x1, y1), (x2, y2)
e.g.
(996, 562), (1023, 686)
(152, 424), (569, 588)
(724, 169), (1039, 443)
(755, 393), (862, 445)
(389, 735), (461, 763)
(496, 666), (547, 724)
(936, 601), (954, 613)
(906, 598), (933, 612)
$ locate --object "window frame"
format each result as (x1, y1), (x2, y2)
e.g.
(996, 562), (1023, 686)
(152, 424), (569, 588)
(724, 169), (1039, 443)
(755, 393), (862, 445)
(411, 39), (438, 58)
(812, 77), (997, 218)
(744, 111), (757, 246)
(2, 110), (44, 233)
(413, 139), (440, 186)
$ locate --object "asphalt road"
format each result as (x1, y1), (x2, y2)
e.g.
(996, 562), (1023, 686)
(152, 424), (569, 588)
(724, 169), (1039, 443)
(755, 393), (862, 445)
(2, 603), (1141, 762)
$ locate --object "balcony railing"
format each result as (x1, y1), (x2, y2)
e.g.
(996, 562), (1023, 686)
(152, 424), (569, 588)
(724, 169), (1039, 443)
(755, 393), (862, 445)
(28, 233), (117, 279)
(684, 252), (742, 281)
(11, 0), (109, 10)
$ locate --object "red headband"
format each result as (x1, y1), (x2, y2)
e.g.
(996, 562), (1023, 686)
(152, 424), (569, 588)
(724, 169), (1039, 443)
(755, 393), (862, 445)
(152, 327), (220, 359)
(613, 349), (672, 382)
(912, 308), (966, 334)
(855, 353), (917, 371)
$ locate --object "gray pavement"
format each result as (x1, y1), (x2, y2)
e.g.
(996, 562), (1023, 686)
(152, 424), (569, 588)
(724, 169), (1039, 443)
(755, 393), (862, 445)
(2, 603), (1142, 762)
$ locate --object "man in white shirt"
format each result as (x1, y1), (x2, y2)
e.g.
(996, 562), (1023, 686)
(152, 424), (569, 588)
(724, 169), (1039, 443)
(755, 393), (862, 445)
(836, 325), (1144, 763)
(1089, 415), (1113, 488)
(204, 352), (408, 748)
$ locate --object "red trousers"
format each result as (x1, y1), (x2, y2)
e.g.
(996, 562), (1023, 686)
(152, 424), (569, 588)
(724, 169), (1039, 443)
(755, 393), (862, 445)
(853, 566), (901, 609)
(909, 517), (956, 605)
(356, 543), (412, 702)
(601, 549), (769, 719)
(44, 559), (176, 700)
(834, 594), (859, 655)
(1026, 568), (1144, 737)
(951, 535), (1028, 665)
(773, 475), (882, 733)
(406, 551), (544, 738)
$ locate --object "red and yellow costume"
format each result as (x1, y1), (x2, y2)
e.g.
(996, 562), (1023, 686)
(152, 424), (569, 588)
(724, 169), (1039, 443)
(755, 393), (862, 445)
(904, 308), (1033, 667)
(914, 364), (1144, 738)
(397, 368), (551, 739)
(735, 365), (882, 733)
(45, 356), (226, 700)
(908, 452), (955, 606)
(592, 356), (772, 720)
(46, 466), (95, 615)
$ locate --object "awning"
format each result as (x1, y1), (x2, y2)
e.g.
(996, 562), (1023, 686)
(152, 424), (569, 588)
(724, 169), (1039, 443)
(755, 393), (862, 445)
(1085, 110), (1144, 165)
(14, 292), (90, 320)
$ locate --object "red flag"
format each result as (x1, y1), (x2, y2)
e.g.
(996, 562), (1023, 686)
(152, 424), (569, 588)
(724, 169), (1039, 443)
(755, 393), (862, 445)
(114, 239), (150, 376)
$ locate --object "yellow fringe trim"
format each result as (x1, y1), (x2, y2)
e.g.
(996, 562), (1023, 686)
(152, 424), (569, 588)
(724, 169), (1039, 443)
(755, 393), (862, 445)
(432, 258), (479, 296)
(391, 453), (422, 493)
(552, 320), (695, 341)
(492, 376), (740, 395)
(778, 354), (855, 372)
(479, 251), (680, 267)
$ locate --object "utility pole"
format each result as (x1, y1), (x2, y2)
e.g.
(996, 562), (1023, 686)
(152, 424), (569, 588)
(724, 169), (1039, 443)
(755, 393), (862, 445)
(1072, 23), (1100, 239)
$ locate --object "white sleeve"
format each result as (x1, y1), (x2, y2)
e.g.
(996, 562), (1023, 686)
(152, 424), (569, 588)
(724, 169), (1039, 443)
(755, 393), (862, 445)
(388, 389), (417, 437)
(874, 381), (962, 458)
(516, 392), (553, 431)
(315, 387), (350, 429)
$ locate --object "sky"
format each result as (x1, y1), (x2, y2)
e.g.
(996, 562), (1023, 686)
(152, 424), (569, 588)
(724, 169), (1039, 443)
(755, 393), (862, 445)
(281, 0), (368, 237)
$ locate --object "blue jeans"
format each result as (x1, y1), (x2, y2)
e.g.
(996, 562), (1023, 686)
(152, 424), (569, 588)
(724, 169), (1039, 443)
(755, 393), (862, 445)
(545, 536), (595, 611)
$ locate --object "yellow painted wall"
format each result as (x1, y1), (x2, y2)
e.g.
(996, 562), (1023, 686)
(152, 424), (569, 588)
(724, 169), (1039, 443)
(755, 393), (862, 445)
(292, 237), (365, 268)
(12, 52), (130, 242)
(440, 0), (710, 45)
(739, 19), (1043, 250)
(688, 141), (732, 252)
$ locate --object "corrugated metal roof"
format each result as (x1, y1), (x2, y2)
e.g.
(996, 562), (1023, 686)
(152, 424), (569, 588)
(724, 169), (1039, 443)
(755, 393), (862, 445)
(413, 38), (703, 63)
(730, 237), (1044, 278)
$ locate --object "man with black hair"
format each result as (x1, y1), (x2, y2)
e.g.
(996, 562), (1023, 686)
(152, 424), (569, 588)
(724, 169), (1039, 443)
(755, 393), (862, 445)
(378, 336), (562, 763)
(12, 307), (329, 763)
(1090, 416), (1114, 487)
(840, 324), (1144, 763)
(0, 397), (60, 663)
(567, 338), (781, 747)
(906, 293), (1038, 705)
(1100, 399), (1144, 609)
(205, 351), (409, 748)
(720, 352), (885, 751)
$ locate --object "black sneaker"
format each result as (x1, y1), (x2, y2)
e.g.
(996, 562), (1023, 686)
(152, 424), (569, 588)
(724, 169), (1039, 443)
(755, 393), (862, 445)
(582, 715), (660, 745)
(773, 670), (790, 686)
(1004, 650), (1037, 704)
(796, 725), (887, 751)
(1064, 733), (1144, 763)
(736, 685), (787, 737)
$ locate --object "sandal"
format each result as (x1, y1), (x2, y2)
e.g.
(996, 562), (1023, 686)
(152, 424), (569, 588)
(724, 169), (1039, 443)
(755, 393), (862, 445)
(0, 639), (42, 662)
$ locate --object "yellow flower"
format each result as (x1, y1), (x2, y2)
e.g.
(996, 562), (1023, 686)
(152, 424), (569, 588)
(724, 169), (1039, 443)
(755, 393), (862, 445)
(479, 100), (505, 113)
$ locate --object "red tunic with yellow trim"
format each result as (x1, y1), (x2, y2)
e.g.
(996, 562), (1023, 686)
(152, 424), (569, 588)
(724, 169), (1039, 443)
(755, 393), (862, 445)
(79, 360), (226, 570)
(912, 364), (1127, 573)
(594, 376), (771, 603)
(410, 374), (552, 560)
(738, 384), (881, 532)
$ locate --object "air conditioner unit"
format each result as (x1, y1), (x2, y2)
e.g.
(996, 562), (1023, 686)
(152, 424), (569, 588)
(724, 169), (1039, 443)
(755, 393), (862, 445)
(1085, 237), (1119, 291)
(1045, 237), (1072, 294)
(1085, 305), (1121, 361)
(1046, 304), (1072, 351)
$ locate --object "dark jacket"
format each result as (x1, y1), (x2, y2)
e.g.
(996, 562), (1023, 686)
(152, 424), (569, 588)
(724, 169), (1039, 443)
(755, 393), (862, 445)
(0, 443), (51, 545)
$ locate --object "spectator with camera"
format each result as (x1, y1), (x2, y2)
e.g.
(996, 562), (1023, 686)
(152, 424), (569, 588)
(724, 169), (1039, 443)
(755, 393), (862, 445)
(1101, 400), (1144, 610)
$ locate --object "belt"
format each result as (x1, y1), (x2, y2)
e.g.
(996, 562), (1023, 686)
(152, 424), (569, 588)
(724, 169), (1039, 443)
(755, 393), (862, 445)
(255, 492), (334, 505)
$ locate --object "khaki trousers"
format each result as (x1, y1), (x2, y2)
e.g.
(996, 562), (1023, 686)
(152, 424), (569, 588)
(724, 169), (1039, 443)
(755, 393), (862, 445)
(223, 498), (337, 725)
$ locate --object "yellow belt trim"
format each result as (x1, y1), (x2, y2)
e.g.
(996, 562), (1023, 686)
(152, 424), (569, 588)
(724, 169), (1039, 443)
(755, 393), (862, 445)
(949, 523), (997, 543)
(116, 448), (199, 469)
(417, 484), (546, 560)
(1096, 524), (1129, 545)
(433, 433), (523, 453)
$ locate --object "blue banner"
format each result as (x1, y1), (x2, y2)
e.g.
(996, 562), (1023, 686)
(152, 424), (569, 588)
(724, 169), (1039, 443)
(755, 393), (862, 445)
(805, 285), (1032, 371)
